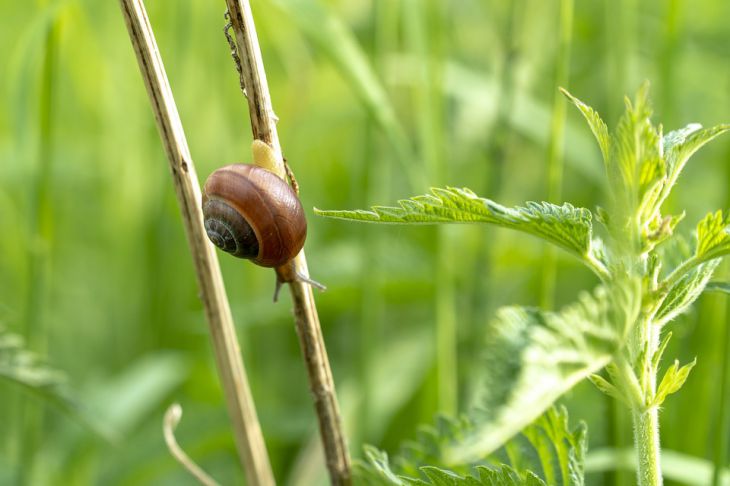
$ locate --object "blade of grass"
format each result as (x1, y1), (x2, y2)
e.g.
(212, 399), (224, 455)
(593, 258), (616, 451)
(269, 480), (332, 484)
(117, 2), (274, 484)
(712, 152), (730, 486)
(403, 0), (456, 415)
(18, 12), (58, 484)
(659, 0), (683, 124)
(354, 0), (400, 445)
(222, 1), (352, 484)
(540, 0), (574, 310)
(268, 0), (423, 190)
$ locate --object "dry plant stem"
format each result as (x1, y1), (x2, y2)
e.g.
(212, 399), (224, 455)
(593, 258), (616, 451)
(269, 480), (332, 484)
(118, 1), (274, 484)
(163, 404), (221, 486)
(223, 1), (352, 484)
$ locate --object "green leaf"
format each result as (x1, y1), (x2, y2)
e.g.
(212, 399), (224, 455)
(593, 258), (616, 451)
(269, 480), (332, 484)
(609, 83), (663, 208)
(651, 332), (673, 374)
(705, 281), (730, 294)
(695, 210), (730, 263)
(560, 88), (610, 165)
(588, 374), (629, 407)
(449, 281), (640, 463)
(663, 124), (730, 194)
(316, 188), (604, 275)
(652, 358), (696, 406)
(355, 407), (586, 486)
(655, 260), (719, 327)
(356, 446), (405, 485)
(447, 280), (639, 464)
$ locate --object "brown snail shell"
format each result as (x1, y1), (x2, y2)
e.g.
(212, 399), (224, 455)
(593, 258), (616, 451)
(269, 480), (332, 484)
(202, 164), (307, 267)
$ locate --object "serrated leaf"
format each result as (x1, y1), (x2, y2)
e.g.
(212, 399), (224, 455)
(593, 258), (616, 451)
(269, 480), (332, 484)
(561, 88), (610, 165)
(356, 407), (585, 486)
(522, 407), (587, 486)
(356, 446), (405, 485)
(447, 279), (639, 464)
(316, 188), (601, 271)
(655, 260), (719, 327)
(705, 282), (730, 294)
(653, 358), (696, 406)
(420, 467), (468, 485)
(695, 210), (730, 263)
(609, 83), (662, 208)
(663, 124), (730, 193)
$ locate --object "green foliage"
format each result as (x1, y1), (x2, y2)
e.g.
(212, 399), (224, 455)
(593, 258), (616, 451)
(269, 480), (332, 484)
(695, 210), (730, 263)
(662, 124), (730, 203)
(316, 188), (606, 277)
(655, 260), (720, 326)
(320, 83), (729, 484)
(652, 358), (696, 407)
(588, 374), (629, 407)
(355, 407), (586, 486)
(609, 84), (662, 204)
(449, 280), (638, 463)
(559, 88), (609, 165)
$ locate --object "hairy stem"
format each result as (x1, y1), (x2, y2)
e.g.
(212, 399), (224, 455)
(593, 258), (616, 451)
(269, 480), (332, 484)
(223, 1), (352, 484)
(633, 407), (662, 486)
(630, 313), (663, 486)
(118, 2), (274, 484)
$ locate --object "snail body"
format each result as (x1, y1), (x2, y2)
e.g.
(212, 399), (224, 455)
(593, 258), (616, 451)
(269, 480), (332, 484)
(202, 163), (306, 268)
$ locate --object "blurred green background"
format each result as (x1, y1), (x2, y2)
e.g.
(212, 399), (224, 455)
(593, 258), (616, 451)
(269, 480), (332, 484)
(1, 0), (729, 484)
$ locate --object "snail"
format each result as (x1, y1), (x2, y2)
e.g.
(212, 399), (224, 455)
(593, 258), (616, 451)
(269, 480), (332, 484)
(202, 140), (324, 298)
(203, 164), (307, 267)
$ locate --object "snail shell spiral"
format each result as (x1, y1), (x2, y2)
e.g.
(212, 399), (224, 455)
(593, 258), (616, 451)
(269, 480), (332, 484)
(202, 164), (307, 267)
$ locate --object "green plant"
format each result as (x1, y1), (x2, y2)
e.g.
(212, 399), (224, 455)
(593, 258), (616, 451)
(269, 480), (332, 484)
(357, 406), (586, 486)
(317, 84), (730, 485)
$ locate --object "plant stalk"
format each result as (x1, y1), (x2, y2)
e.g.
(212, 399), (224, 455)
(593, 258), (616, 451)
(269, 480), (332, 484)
(222, 1), (352, 484)
(632, 407), (663, 486)
(118, 1), (274, 484)
(629, 313), (663, 486)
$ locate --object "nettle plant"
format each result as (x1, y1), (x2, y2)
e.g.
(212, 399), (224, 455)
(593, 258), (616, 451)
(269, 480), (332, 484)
(317, 85), (730, 485)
